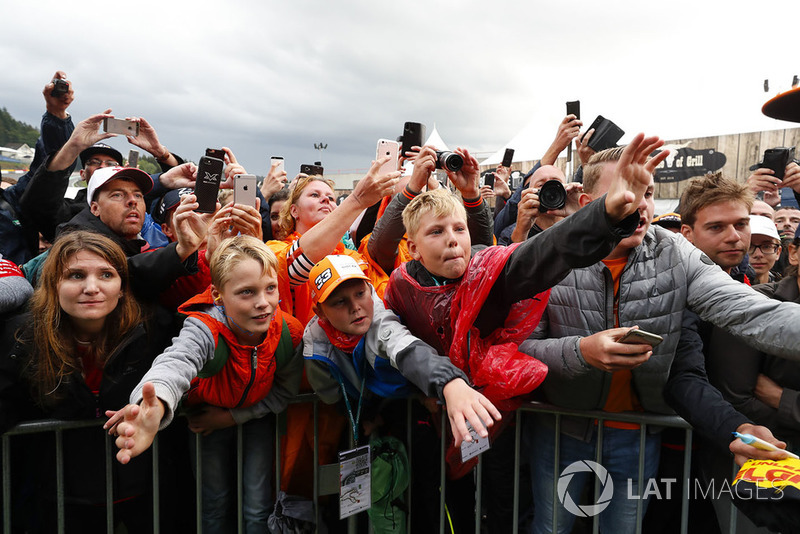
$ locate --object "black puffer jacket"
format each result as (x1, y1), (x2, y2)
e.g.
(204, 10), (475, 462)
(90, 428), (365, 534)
(0, 310), (180, 504)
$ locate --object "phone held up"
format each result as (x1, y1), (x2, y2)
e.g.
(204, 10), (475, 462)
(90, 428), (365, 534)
(400, 122), (426, 157)
(205, 148), (226, 161)
(376, 139), (401, 175)
(234, 174), (258, 208)
(483, 172), (495, 188)
(127, 150), (139, 169)
(618, 327), (663, 348)
(195, 155), (224, 213)
(103, 118), (139, 137)
(502, 148), (515, 168)
(270, 156), (285, 174)
(566, 100), (581, 120)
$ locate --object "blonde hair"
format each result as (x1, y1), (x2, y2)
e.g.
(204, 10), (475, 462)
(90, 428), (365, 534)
(279, 175), (336, 236)
(26, 230), (141, 406)
(209, 235), (279, 290)
(402, 188), (467, 239)
(679, 172), (754, 228)
(582, 146), (627, 194)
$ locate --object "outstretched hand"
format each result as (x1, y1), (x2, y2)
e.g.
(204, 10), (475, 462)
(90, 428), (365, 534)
(443, 378), (502, 448)
(604, 133), (668, 222)
(349, 156), (401, 209)
(104, 383), (165, 465)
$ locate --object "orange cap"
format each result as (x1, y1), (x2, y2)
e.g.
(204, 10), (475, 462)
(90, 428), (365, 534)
(309, 255), (370, 304)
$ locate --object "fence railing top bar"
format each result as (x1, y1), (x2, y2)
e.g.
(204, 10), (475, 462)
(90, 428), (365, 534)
(520, 401), (692, 429)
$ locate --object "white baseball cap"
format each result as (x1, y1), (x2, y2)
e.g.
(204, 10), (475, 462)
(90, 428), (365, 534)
(86, 166), (153, 205)
(749, 215), (781, 241)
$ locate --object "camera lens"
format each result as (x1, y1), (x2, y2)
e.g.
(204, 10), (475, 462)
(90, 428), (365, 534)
(435, 151), (463, 173)
(538, 180), (567, 212)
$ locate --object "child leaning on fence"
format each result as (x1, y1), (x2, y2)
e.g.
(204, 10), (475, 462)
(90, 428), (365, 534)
(105, 235), (304, 534)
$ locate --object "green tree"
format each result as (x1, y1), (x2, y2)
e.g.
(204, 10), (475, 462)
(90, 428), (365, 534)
(0, 107), (39, 147)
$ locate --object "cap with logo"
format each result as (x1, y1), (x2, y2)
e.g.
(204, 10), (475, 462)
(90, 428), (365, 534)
(749, 214), (781, 241)
(86, 166), (154, 205)
(309, 255), (370, 305)
(153, 188), (194, 224)
(79, 142), (124, 168)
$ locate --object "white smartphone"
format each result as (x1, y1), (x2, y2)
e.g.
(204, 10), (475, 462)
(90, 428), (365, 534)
(233, 174), (258, 208)
(376, 139), (400, 175)
(270, 156), (285, 175)
(103, 117), (139, 136)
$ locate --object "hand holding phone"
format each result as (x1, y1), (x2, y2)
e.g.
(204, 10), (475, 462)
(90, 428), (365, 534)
(376, 139), (401, 175)
(103, 118), (139, 137)
(234, 174), (258, 208)
(618, 327), (663, 347)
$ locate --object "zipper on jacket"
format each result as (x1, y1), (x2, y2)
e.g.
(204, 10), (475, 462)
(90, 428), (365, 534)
(236, 347), (259, 408)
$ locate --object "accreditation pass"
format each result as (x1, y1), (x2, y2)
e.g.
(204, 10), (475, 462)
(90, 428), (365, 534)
(339, 445), (371, 519)
(460, 421), (491, 462)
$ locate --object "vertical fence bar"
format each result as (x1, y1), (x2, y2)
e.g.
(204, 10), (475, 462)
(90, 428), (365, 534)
(3, 435), (11, 534)
(593, 419), (604, 534)
(439, 407), (446, 534)
(275, 414), (282, 498)
(551, 414), (561, 534)
(152, 433), (160, 534)
(729, 458), (738, 533)
(237, 424), (244, 534)
(636, 423), (647, 533)
(55, 429), (65, 534)
(406, 397), (413, 534)
(680, 428), (692, 534)
(105, 432), (114, 533)
(195, 432), (203, 534)
(474, 454), (483, 533)
(512, 410), (521, 534)
(313, 399), (320, 530)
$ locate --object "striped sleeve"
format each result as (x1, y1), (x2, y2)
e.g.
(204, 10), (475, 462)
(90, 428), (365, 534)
(286, 239), (316, 287)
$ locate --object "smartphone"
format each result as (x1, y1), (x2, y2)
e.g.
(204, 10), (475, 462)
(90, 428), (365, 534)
(103, 118), (139, 137)
(234, 174), (258, 208)
(401, 122), (426, 156)
(618, 327), (663, 347)
(566, 100), (581, 120)
(205, 148), (226, 161)
(195, 156), (224, 213)
(502, 148), (515, 168)
(483, 172), (495, 188)
(761, 147), (795, 179)
(270, 156), (285, 175)
(127, 149), (139, 168)
(376, 139), (400, 175)
(300, 163), (324, 175)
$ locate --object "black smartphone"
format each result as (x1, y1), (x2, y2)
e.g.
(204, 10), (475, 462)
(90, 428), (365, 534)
(618, 327), (663, 347)
(566, 100), (581, 120)
(401, 122), (426, 156)
(195, 156), (224, 213)
(127, 149), (139, 168)
(584, 115), (624, 152)
(483, 172), (495, 188)
(205, 148), (226, 161)
(502, 148), (515, 168)
(300, 163), (324, 175)
(761, 147), (795, 179)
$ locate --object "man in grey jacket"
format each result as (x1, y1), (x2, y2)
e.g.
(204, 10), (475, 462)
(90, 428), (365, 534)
(520, 146), (797, 534)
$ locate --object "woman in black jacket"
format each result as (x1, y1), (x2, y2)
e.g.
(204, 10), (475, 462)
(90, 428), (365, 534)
(0, 230), (177, 532)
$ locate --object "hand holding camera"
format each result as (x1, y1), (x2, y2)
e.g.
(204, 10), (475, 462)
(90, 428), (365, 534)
(409, 145), (438, 192)
(43, 71), (73, 119)
(443, 147), (480, 198)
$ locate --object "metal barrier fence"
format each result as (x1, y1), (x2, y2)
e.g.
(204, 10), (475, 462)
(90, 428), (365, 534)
(2, 397), (744, 534)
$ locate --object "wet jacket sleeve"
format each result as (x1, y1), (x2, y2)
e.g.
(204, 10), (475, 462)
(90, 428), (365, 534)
(476, 194), (637, 335)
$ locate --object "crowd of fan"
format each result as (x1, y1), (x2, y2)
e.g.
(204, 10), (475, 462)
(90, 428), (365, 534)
(2, 72), (800, 534)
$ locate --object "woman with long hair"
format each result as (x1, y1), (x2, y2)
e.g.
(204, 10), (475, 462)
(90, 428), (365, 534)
(0, 230), (176, 533)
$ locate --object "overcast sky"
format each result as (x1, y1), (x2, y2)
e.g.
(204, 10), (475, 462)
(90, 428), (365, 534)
(2, 0), (798, 175)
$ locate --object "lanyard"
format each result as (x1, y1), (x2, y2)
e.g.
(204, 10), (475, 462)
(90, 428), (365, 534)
(336, 358), (367, 444)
